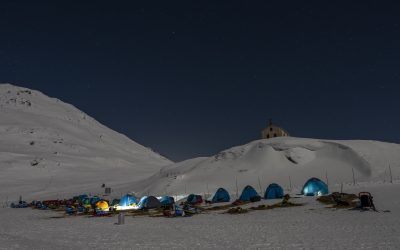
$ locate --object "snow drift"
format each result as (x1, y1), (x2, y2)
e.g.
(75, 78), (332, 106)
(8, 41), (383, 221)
(0, 84), (172, 200)
(133, 137), (400, 197)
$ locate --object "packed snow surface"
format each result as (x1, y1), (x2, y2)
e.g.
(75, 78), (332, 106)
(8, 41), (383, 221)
(0, 84), (172, 201)
(132, 137), (400, 197)
(0, 183), (399, 249)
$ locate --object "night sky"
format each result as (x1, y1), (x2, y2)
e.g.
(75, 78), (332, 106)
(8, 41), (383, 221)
(1, 1), (400, 161)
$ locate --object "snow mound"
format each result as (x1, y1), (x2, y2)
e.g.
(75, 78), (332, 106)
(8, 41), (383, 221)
(133, 137), (400, 197)
(0, 83), (172, 200)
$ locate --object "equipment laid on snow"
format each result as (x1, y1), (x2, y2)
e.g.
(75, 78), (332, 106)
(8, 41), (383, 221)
(301, 177), (329, 196)
(358, 192), (376, 211)
(239, 185), (261, 202)
(211, 188), (230, 203)
(264, 183), (284, 199)
(10, 201), (28, 208)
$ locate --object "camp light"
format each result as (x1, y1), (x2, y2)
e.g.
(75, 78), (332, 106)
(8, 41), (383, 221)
(115, 204), (139, 211)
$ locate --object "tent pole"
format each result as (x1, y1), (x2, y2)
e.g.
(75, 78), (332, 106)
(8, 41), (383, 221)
(352, 168), (356, 185)
(235, 177), (239, 199)
(325, 169), (329, 187)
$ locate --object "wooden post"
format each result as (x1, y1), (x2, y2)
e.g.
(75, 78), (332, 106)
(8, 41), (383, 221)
(325, 169), (329, 187)
(352, 168), (356, 185)
(389, 165), (393, 184)
(117, 212), (125, 225)
(257, 176), (262, 195)
(235, 177), (239, 199)
(206, 182), (209, 199)
(289, 175), (292, 191)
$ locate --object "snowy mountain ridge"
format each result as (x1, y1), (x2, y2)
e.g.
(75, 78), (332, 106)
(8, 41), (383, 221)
(131, 137), (400, 197)
(0, 83), (172, 200)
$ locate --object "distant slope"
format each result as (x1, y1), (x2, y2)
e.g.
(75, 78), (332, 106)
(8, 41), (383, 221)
(133, 137), (400, 197)
(0, 83), (172, 200)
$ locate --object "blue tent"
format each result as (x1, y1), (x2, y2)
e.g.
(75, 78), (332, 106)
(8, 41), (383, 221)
(212, 188), (230, 203)
(119, 194), (137, 207)
(302, 178), (329, 196)
(186, 194), (203, 205)
(159, 196), (175, 206)
(137, 196), (161, 209)
(239, 185), (259, 202)
(264, 183), (284, 199)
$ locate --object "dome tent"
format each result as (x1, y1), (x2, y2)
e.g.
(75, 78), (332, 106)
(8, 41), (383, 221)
(159, 196), (175, 207)
(119, 194), (137, 207)
(95, 200), (109, 211)
(211, 188), (230, 203)
(239, 185), (260, 202)
(110, 199), (120, 206)
(137, 196), (162, 210)
(186, 194), (203, 205)
(264, 183), (284, 199)
(302, 178), (329, 196)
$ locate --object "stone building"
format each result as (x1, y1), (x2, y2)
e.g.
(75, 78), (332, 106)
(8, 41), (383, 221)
(261, 120), (290, 139)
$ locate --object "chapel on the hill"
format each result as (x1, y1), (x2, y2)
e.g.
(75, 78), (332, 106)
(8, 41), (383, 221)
(261, 120), (290, 139)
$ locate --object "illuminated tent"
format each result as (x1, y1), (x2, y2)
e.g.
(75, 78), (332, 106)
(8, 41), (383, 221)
(95, 200), (109, 211)
(119, 194), (137, 207)
(302, 178), (328, 196)
(264, 183), (284, 199)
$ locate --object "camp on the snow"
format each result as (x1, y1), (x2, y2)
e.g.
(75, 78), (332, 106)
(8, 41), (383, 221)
(211, 188), (230, 203)
(239, 185), (261, 202)
(264, 183), (284, 199)
(302, 177), (329, 196)
(137, 196), (162, 210)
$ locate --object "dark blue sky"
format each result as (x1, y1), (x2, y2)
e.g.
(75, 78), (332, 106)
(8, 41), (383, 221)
(1, 1), (400, 161)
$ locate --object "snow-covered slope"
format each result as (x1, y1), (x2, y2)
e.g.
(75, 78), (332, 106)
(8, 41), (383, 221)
(0, 84), (172, 200)
(133, 137), (400, 197)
